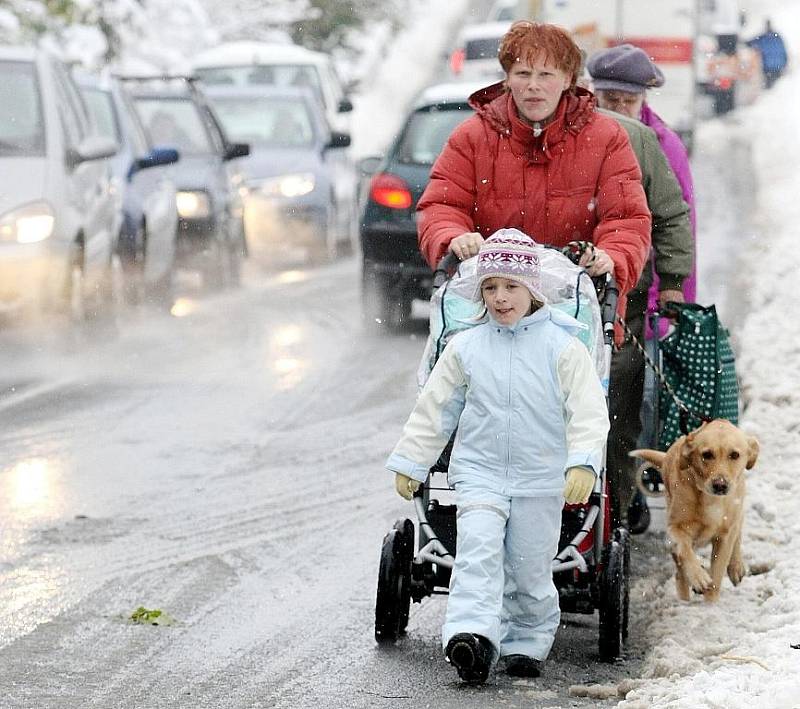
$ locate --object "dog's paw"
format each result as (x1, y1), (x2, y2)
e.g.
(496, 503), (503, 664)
(728, 559), (746, 586)
(686, 567), (713, 594)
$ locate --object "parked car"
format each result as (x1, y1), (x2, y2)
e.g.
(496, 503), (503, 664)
(359, 82), (479, 329)
(125, 77), (250, 289)
(190, 41), (354, 133)
(204, 85), (354, 265)
(77, 75), (180, 307)
(191, 41), (358, 229)
(0, 46), (118, 321)
(448, 22), (510, 81)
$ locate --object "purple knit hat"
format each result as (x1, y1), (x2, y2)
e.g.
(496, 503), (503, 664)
(474, 230), (545, 303)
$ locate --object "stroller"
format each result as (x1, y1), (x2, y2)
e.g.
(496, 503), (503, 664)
(375, 235), (631, 661)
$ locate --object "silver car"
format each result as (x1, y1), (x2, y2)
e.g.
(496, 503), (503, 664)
(0, 46), (118, 320)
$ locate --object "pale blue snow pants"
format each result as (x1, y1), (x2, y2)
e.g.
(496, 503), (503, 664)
(442, 481), (563, 662)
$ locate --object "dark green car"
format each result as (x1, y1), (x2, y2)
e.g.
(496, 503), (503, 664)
(358, 82), (482, 330)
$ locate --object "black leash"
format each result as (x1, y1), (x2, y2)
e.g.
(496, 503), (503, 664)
(617, 314), (712, 435)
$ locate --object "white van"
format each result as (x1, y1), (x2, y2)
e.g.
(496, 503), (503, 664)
(190, 41), (353, 133)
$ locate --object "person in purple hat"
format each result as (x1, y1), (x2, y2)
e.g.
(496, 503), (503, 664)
(386, 230), (609, 683)
(587, 43), (697, 533)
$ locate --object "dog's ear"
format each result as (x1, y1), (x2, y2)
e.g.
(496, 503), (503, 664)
(745, 436), (760, 469)
(678, 434), (694, 471)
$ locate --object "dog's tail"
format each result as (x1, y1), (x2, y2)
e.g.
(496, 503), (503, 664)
(628, 448), (666, 469)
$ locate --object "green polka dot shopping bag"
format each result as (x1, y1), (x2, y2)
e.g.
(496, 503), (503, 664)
(658, 303), (739, 449)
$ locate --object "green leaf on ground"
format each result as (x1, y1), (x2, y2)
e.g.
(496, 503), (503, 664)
(129, 606), (175, 626)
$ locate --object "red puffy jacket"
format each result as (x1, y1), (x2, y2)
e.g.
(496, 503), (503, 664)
(417, 83), (651, 328)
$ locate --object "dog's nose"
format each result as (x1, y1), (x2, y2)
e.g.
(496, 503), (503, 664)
(711, 478), (729, 495)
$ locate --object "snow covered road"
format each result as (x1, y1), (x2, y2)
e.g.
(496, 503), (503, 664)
(0, 113), (767, 705)
(2, 0), (799, 706)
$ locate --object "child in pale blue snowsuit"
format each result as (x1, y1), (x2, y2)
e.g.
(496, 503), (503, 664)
(386, 232), (609, 683)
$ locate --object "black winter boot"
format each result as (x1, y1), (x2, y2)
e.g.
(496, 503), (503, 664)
(627, 490), (651, 535)
(445, 633), (494, 683)
(503, 654), (544, 677)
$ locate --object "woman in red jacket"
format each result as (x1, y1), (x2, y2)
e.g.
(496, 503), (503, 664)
(417, 21), (651, 322)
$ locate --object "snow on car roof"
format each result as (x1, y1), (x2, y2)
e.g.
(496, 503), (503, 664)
(191, 41), (328, 69)
(414, 81), (488, 108)
(457, 21), (512, 42)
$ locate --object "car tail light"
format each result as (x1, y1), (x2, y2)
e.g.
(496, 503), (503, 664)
(369, 173), (413, 210)
(450, 48), (465, 75)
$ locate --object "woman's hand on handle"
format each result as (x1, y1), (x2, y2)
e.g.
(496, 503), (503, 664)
(578, 245), (614, 277)
(449, 232), (484, 261)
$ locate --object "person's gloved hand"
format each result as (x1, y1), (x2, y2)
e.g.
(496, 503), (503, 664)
(395, 473), (421, 500)
(563, 467), (595, 505)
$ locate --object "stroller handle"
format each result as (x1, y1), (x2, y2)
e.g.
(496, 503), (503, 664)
(600, 274), (619, 346)
(432, 251), (460, 289)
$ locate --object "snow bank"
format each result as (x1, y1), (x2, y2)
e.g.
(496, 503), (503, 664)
(618, 6), (800, 707)
(349, 0), (469, 159)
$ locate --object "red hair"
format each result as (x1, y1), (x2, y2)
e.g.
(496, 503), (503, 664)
(498, 21), (582, 87)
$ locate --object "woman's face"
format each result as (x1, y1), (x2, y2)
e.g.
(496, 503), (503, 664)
(506, 56), (572, 125)
(481, 277), (534, 325)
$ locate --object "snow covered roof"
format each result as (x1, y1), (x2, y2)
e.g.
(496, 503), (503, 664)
(414, 81), (487, 108)
(190, 41), (329, 70)
(0, 45), (39, 62)
(456, 21), (512, 43)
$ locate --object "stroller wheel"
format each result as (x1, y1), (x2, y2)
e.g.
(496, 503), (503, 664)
(598, 527), (631, 661)
(374, 518), (414, 643)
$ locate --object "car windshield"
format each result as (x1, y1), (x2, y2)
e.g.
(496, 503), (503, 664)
(465, 36), (503, 61)
(135, 97), (213, 154)
(395, 104), (473, 166)
(196, 64), (326, 108)
(212, 96), (316, 149)
(0, 61), (45, 157)
(82, 88), (119, 142)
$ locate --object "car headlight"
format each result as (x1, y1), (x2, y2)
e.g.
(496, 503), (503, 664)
(251, 173), (316, 198)
(0, 201), (55, 244)
(176, 191), (211, 219)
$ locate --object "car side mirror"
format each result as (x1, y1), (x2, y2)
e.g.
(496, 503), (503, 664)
(357, 155), (382, 177)
(337, 97), (354, 113)
(224, 142), (250, 161)
(66, 135), (118, 169)
(128, 146), (179, 181)
(326, 131), (351, 149)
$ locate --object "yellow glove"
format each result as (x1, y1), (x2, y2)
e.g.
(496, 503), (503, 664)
(395, 473), (421, 501)
(563, 466), (595, 505)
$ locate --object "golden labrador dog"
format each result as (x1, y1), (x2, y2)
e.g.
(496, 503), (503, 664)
(631, 419), (759, 601)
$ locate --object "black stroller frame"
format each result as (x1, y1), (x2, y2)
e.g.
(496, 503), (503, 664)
(376, 250), (632, 661)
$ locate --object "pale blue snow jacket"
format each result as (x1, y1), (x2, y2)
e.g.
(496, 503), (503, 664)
(386, 305), (609, 497)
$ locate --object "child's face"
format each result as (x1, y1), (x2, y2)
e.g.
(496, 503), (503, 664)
(481, 277), (534, 325)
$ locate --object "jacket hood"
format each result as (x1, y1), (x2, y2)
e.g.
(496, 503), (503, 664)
(468, 83), (597, 155)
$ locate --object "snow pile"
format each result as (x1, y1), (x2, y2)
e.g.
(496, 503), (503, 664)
(618, 8), (800, 708)
(349, 0), (469, 159)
